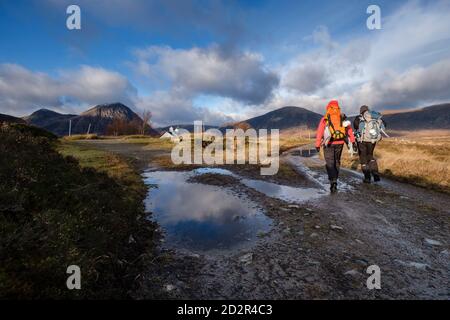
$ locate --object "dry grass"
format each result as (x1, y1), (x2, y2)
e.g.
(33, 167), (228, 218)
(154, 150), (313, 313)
(279, 128), (314, 153)
(62, 133), (100, 140)
(341, 130), (450, 193)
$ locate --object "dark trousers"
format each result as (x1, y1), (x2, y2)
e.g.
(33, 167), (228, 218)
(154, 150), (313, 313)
(358, 142), (379, 176)
(324, 144), (343, 182)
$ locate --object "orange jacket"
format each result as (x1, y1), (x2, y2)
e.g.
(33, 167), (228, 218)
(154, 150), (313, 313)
(315, 101), (355, 148)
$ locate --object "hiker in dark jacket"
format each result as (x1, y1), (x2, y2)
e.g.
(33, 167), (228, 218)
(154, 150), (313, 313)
(316, 100), (356, 193)
(354, 105), (386, 183)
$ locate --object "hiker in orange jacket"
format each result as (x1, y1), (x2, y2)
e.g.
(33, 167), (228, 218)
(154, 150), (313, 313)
(315, 100), (356, 193)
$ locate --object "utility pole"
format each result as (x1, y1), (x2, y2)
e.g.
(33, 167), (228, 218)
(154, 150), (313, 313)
(68, 119), (72, 137)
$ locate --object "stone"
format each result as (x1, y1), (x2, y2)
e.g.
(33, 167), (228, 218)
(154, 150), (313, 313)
(330, 225), (344, 230)
(239, 253), (253, 264)
(424, 238), (443, 246)
(344, 269), (360, 276)
(164, 284), (176, 292)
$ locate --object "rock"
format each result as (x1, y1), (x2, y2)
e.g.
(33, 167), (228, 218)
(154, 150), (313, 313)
(344, 269), (360, 276)
(283, 227), (291, 234)
(310, 233), (319, 238)
(424, 238), (443, 246)
(164, 284), (176, 292)
(297, 231), (304, 236)
(395, 259), (429, 270)
(128, 235), (136, 244)
(288, 205), (300, 209)
(305, 208), (313, 212)
(330, 225), (344, 231)
(239, 253), (253, 264)
(354, 259), (369, 266)
(375, 199), (384, 204)
(440, 250), (449, 256)
(189, 253), (200, 259)
(355, 239), (364, 244)
(314, 225), (321, 229)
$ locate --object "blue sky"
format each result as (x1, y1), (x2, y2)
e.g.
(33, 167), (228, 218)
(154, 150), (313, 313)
(1, 0), (449, 126)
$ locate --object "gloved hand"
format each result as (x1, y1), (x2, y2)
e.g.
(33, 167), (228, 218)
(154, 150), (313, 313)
(315, 147), (320, 152)
(352, 142), (358, 152)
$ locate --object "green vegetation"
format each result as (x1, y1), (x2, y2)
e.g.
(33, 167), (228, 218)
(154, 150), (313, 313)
(0, 123), (157, 299)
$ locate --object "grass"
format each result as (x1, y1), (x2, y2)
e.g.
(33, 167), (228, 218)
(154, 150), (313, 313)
(340, 131), (450, 193)
(57, 142), (145, 196)
(0, 123), (157, 299)
(62, 134), (100, 140)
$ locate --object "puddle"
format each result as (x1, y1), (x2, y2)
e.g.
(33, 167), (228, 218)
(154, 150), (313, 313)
(192, 167), (237, 176)
(143, 170), (271, 253)
(290, 148), (318, 158)
(143, 166), (330, 252)
(193, 167), (327, 203)
(241, 178), (327, 203)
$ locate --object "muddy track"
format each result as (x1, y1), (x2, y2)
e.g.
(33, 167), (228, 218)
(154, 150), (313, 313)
(78, 140), (450, 299)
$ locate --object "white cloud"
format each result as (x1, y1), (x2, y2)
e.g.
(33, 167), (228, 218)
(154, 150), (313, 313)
(351, 59), (450, 108)
(0, 64), (136, 116)
(134, 90), (234, 127)
(130, 45), (279, 105)
(272, 1), (450, 115)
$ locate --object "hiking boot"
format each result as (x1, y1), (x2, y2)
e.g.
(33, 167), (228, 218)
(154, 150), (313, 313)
(363, 172), (371, 184)
(373, 174), (381, 182)
(330, 182), (338, 193)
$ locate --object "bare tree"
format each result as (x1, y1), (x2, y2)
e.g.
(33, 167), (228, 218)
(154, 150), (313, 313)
(141, 110), (152, 135)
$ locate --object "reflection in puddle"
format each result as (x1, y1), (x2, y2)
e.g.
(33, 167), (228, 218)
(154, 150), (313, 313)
(192, 167), (237, 176)
(144, 167), (328, 253)
(143, 171), (271, 252)
(241, 179), (327, 203)
(193, 167), (327, 203)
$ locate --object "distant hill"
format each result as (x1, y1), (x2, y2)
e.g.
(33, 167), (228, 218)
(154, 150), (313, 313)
(23, 109), (76, 135)
(382, 103), (450, 130)
(222, 106), (322, 131)
(0, 113), (27, 124)
(23, 103), (158, 136)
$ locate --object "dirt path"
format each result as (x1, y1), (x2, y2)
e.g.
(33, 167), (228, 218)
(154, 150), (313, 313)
(79, 140), (450, 299)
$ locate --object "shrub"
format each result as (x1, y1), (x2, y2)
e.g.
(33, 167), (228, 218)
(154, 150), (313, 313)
(0, 124), (156, 299)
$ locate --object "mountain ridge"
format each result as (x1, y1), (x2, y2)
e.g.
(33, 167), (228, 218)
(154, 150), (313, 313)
(24, 103), (158, 136)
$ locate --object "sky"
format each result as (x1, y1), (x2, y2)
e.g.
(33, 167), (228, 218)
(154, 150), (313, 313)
(1, 0), (450, 126)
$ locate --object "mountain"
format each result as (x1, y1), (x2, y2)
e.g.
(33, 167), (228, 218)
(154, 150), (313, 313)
(69, 103), (145, 136)
(223, 106), (322, 131)
(0, 113), (27, 124)
(24, 103), (158, 136)
(382, 103), (450, 130)
(23, 109), (76, 135)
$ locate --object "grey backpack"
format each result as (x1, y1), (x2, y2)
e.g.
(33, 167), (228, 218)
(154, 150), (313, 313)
(358, 111), (384, 143)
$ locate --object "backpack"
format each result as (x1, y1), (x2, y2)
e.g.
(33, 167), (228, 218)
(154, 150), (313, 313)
(324, 104), (346, 142)
(358, 111), (384, 143)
